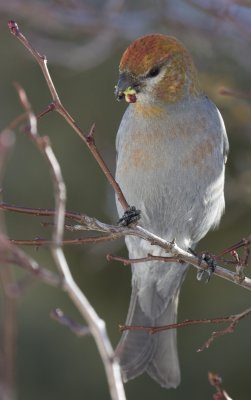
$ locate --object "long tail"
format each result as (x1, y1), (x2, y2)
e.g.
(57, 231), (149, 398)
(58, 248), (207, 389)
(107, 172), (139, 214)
(116, 264), (186, 388)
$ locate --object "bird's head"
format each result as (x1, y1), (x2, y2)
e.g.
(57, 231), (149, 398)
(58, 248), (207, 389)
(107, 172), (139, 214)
(115, 34), (200, 107)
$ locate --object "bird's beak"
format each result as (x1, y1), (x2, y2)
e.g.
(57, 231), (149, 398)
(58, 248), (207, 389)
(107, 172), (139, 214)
(115, 72), (138, 103)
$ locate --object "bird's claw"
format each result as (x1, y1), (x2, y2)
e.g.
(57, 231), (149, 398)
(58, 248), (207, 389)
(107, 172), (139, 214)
(118, 206), (141, 227)
(197, 252), (217, 283)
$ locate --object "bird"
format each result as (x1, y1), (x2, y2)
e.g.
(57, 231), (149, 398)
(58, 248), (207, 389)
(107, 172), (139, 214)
(114, 34), (228, 389)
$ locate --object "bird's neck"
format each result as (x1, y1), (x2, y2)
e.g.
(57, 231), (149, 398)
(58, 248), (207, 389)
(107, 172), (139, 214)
(134, 102), (165, 118)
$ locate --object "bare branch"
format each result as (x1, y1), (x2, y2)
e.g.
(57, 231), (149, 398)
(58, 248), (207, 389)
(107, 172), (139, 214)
(13, 83), (126, 400)
(0, 203), (85, 223)
(120, 306), (251, 353)
(9, 235), (121, 247)
(129, 227), (251, 291)
(107, 253), (182, 265)
(219, 237), (251, 256)
(1, 197), (251, 291)
(8, 22), (60, 104)
(8, 20), (129, 212)
(198, 307), (251, 352)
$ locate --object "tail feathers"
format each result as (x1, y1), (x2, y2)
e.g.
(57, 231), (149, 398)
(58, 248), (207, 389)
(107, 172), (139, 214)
(116, 285), (156, 381)
(146, 295), (180, 388)
(116, 286), (180, 388)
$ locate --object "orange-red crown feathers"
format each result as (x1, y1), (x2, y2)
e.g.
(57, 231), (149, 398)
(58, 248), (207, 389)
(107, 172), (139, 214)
(119, 34), (189, 75)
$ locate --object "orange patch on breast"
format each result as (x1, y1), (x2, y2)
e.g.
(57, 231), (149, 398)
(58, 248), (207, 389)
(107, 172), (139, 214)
(184, 140), (213, 167)
(117, 138), (163, 174)
(117, 125), (167, 175)
(130, 148), (148, 168)
(119, 147), (161, 173)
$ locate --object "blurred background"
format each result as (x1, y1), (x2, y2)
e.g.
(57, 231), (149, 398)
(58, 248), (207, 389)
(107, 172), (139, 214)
(0, 0), (251, 399)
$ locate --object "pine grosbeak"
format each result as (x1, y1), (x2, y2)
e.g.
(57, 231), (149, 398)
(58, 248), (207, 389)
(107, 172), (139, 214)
(114, 34), (228, 388)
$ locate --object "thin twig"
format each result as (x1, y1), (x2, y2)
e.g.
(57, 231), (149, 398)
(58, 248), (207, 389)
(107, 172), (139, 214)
(219, 237), (251, 256)
(9, 235), (121, 246)
(0, 202), (85, 223)
(8, 20), (129, 211)
(198, 307), (251, 352)
(50, 308), (91, 337)
(120, 306), (251, 352)
(107, 253), (182, 265)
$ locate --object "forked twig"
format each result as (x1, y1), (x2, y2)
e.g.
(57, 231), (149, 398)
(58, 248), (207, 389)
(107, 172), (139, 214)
(8, 20), (129, 212)
(120, 306), (251, 353)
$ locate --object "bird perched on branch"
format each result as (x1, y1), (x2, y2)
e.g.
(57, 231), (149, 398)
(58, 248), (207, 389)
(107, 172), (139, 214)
(114, 34), (228, 388)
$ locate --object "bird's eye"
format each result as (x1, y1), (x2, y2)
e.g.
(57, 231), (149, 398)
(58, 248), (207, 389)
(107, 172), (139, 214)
(147, 66), (160, 78)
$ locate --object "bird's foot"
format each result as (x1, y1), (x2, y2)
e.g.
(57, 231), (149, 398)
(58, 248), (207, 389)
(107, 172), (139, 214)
(188, 248), (216, 283)
(118, 206), (141, 227)
(197, 252), (217, 283)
